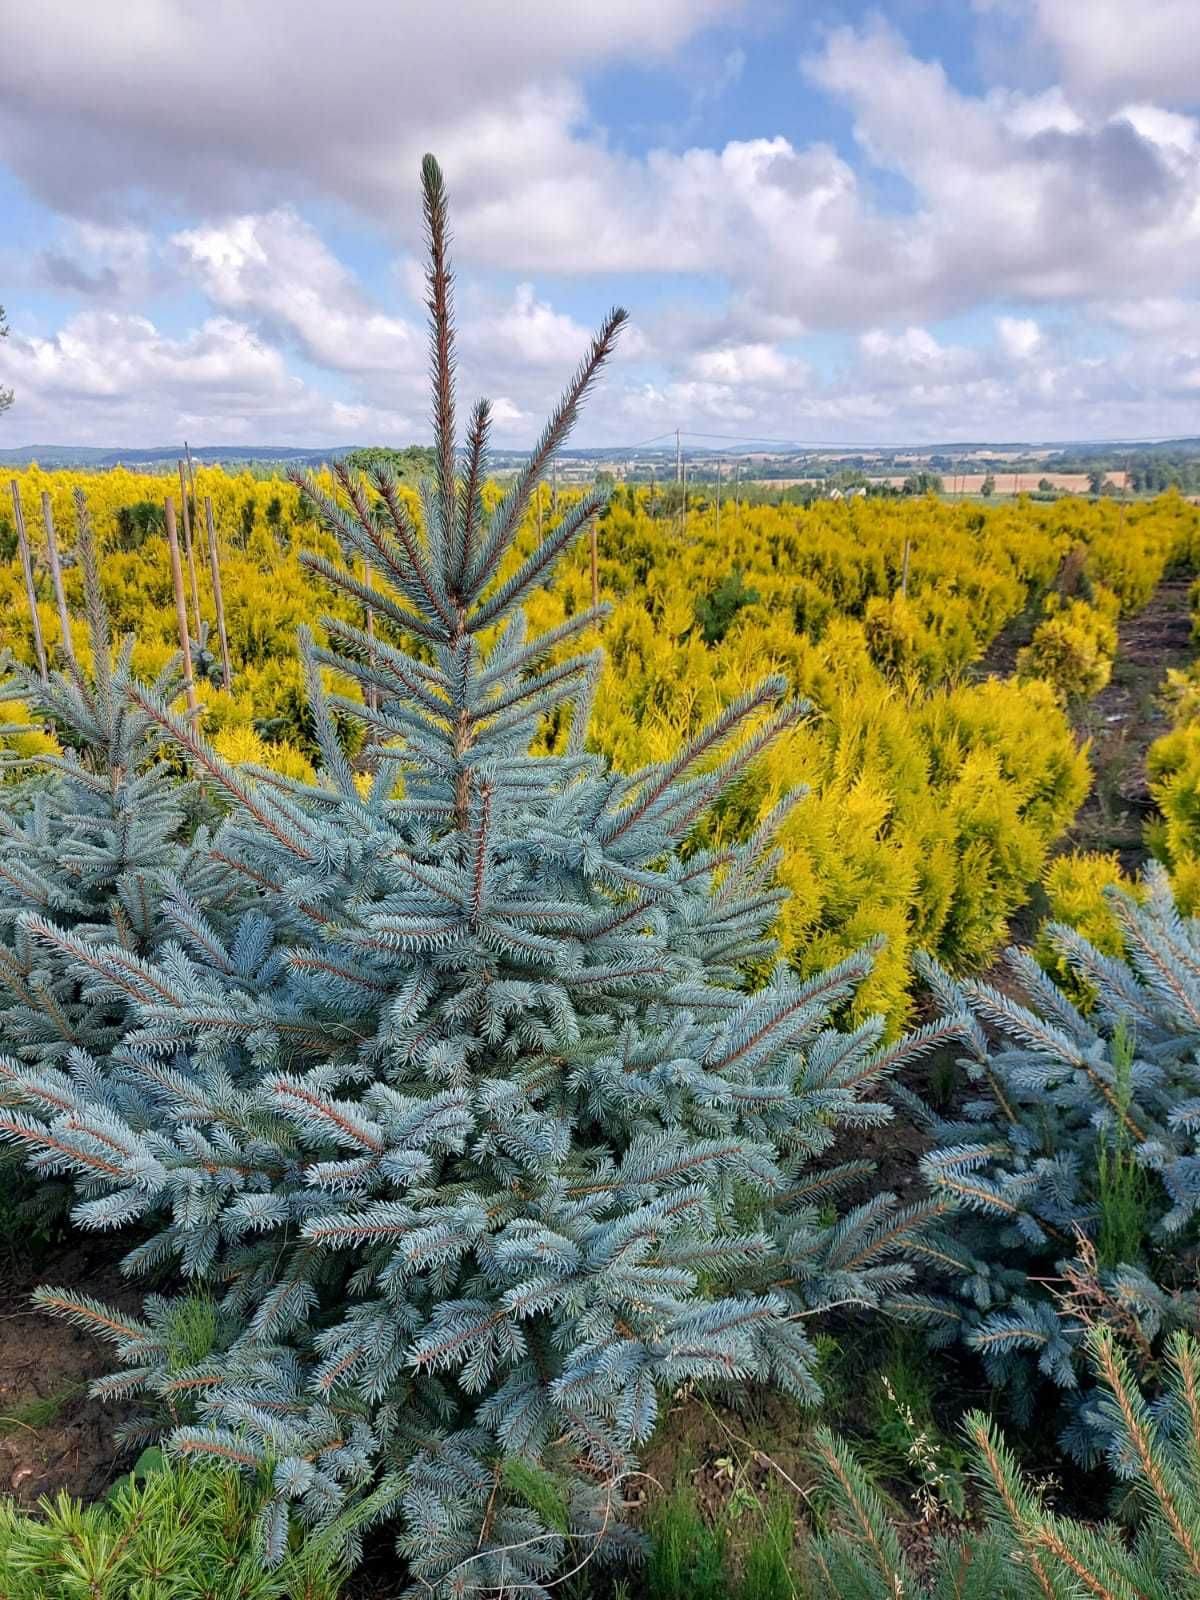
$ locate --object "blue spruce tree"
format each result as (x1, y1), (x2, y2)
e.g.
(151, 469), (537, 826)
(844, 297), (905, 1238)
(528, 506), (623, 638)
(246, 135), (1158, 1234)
(897, 864), (1200, 1458)
(0, 491), (243, 1217)
(3, 159), (940, 1595)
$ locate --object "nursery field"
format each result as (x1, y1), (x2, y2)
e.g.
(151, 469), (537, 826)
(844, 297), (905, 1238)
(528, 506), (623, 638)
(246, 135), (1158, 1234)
(4, 467), (1197, 1030)
(6, 168), (1200, 1598)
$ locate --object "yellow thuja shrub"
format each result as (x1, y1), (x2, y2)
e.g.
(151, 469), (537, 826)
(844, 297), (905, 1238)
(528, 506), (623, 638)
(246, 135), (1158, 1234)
(3, 467), (1197, 1028)
(0, 697), (61, 773)
(210, 723), (315, 784)
(1037, 850), (1143, 985)
(1017, 594), (1119, 703)
(1147, 722), (1200, 872)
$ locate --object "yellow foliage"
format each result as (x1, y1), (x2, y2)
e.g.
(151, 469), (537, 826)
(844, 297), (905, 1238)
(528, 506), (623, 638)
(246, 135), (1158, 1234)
(1040, 850), (1141, 956)
(1017, 597), (1118, 703)
(210, 723), (315, 784)
(0, 697), (61, 771)
(2, 467), (1196, 1029)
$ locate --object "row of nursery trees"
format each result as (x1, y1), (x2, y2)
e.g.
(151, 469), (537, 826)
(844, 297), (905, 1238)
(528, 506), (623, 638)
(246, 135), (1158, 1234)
(6, 461), (1196, 1032)
(4, 159), (1200, 1596)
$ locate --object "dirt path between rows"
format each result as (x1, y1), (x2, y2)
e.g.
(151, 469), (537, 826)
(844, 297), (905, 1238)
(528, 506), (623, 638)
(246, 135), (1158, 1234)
(1063, 574), (1194, 870)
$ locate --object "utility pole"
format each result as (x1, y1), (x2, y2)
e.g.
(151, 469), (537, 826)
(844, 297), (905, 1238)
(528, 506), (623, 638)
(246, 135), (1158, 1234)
(551, 460), (558, 515)
(676, 429), (682, 485)
(734, 460), (740, 517)
(715, 460), (721, 540)
(682, 457), (688, 540)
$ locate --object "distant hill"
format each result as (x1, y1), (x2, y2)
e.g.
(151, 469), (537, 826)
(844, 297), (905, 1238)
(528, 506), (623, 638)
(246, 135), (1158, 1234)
(0, 444), (356, 469)
(3, 436), (1199, 475)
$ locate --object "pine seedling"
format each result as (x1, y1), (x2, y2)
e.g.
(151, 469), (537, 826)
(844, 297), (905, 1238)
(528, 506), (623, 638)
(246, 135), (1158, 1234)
(1096, 1017), (1152, 1270)
(803, 1329), (1200, 1600)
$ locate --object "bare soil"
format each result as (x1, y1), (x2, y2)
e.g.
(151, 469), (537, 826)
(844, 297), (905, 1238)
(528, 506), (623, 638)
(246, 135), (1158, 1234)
(1065, 574), (1194, 868)
(0, 1241), (138, 1507)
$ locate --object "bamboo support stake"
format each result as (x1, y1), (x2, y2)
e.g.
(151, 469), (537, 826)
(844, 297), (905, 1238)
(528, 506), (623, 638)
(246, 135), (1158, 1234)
(40, 492), (75, 667)
(203, 497), (233, 691)
(9, 480), (47, 680)
(359, 559), (379, 715)
(900, 538), (911, 597)
(177, 460), (203, 643)
(164, 496), (199, 723)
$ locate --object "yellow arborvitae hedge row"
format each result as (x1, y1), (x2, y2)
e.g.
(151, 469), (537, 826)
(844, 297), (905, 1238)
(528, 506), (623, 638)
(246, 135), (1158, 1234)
(2, 469), (1196, 1026)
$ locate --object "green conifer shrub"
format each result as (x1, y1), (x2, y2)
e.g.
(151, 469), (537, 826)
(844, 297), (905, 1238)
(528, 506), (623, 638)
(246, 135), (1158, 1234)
(0, 1454), (397, 1599)
(0, 159), (939, 1596)
(805, 1329), (1200, 1600)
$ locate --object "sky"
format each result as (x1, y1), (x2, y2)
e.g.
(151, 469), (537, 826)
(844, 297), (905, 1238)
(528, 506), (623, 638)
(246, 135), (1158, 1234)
(1, 0), (1199, 451)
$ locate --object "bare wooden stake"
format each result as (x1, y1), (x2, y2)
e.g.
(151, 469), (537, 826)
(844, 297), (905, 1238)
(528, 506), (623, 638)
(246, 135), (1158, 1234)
(9, 480), (47, 681)
(203, 496), (233, 692)
(40, 492), (75, 667)
(590, 522), (599, 610)
(900, 537), (911, 597)
(715, 461), (721, 540)
(164, 496), (199, 723)
(537, 483), (543, 539)
(361, 559), (378, 715)
(551, 460), (558, 515)
(178, 459), (203, 642)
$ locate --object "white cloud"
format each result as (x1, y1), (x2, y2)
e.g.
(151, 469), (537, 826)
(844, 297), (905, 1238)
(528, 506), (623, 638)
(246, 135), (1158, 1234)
(173, 210), (421, 377)
(1027, 0), (1200, 109)
(0, 308), (417, 446)
(169, 216), (625, 437)
(996, 316), (1043, 359)
(0, 0), (739, 223)
(688, 342), (796, 386)
(801, 20), (1200, 312)
(4, 2), (1200, 448)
